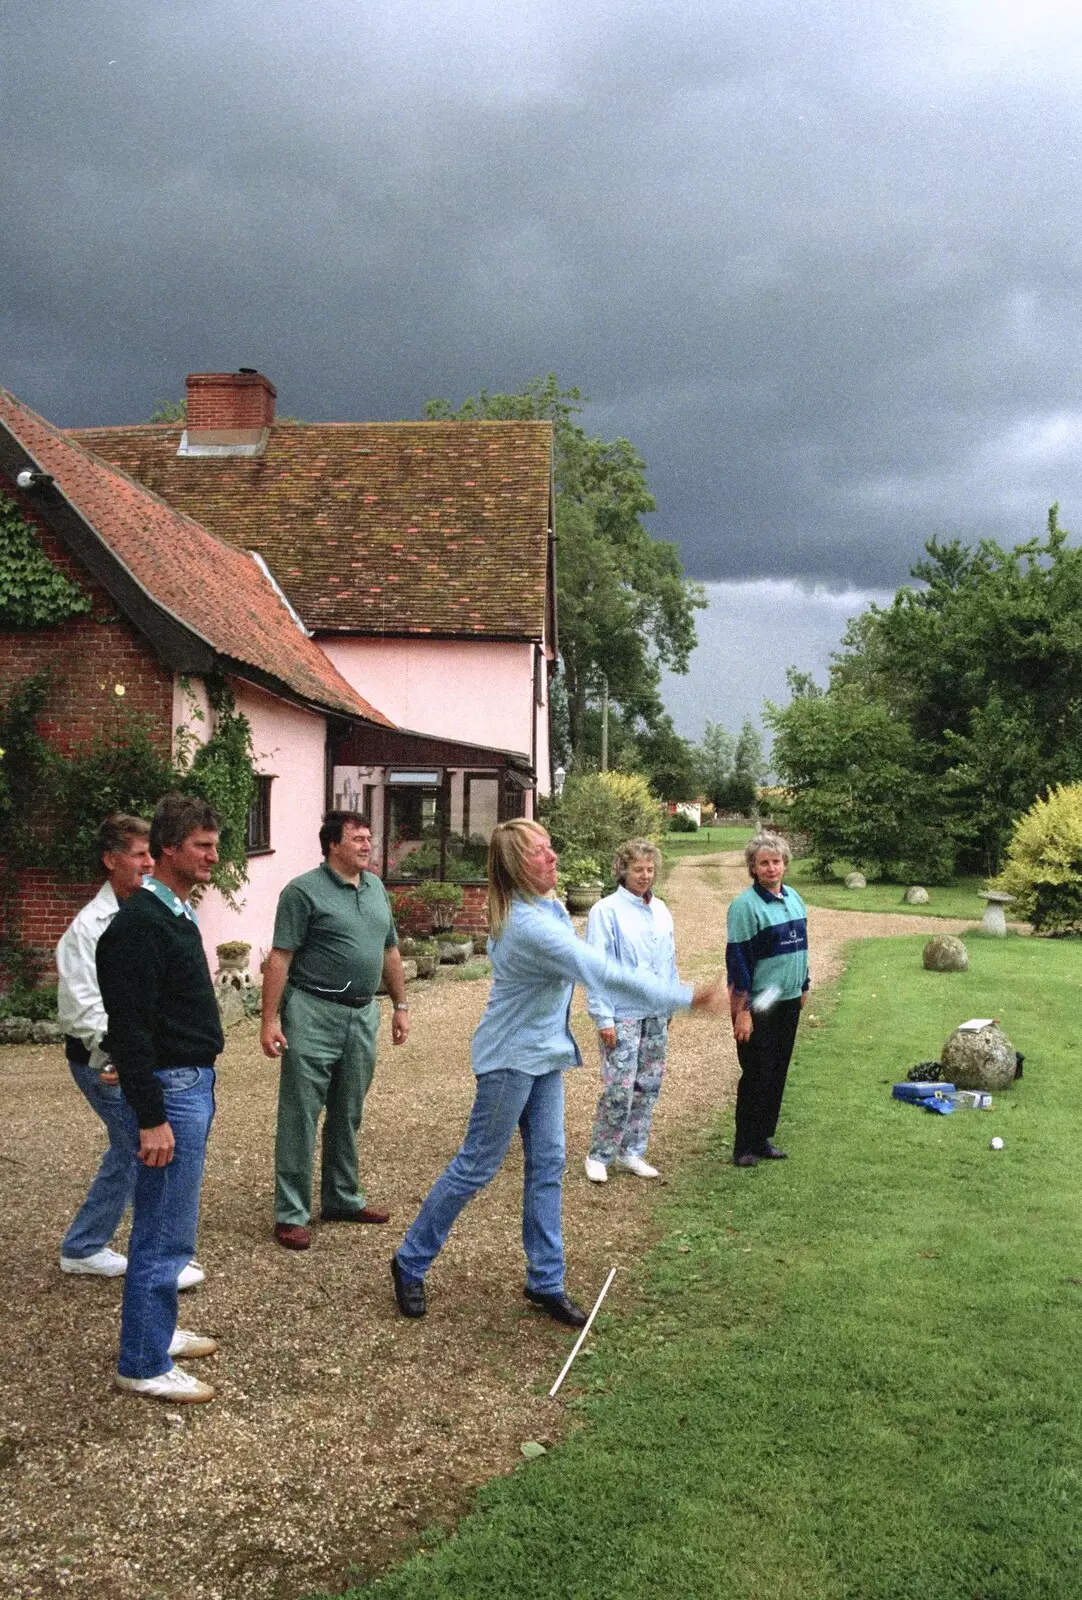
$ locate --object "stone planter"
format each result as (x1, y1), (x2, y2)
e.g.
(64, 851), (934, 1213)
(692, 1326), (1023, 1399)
(414, 951), (440, 978)
(437, 939), (471, 965)
(565, 885), (602, 915)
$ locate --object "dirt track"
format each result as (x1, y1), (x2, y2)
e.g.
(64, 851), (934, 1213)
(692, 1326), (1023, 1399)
(0, 854), (979, 1600)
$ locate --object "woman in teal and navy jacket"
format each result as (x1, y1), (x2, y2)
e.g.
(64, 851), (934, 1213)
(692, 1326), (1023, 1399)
(725, 832), (810, 1168)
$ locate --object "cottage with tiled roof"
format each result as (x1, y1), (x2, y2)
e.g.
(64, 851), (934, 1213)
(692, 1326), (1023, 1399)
(73, 369), (557, 886)
(0, 387), (411, 971)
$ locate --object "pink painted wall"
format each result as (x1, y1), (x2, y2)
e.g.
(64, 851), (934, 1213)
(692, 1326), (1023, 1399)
(321, 637), (538, 764)
(182, 680), (328, 977)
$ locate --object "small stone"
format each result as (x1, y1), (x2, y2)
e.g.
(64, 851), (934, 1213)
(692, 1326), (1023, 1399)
(922, 935), (969, 972)
(30, 1021), (63, 1044)
(844, 871), (867, 890)
(903, 886), (929, 905)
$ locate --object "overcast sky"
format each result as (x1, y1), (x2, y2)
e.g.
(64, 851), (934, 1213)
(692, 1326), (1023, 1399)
(3, 0), (1080, 738)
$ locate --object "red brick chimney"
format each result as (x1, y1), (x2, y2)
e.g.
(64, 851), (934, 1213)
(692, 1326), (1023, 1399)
(180, 370), (276, 455)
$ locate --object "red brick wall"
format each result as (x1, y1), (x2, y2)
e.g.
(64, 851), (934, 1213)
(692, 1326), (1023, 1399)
(0, 490), (174, 971)
(389, 883), (488, 936)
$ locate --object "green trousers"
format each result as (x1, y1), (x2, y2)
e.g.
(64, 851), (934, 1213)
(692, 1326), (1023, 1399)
(274, 986), (381, 1225)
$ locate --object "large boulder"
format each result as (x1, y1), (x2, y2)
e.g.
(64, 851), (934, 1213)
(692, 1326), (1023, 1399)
(844, 871), (867, 890)
(941, 1022), (1017, 1091)
(922, 935), (969, 972)
(904, 886), (929, 905)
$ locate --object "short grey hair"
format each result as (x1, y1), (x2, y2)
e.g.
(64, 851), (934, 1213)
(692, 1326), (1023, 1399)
(612, 837), (662, 885)
(744, 832), (791, 876)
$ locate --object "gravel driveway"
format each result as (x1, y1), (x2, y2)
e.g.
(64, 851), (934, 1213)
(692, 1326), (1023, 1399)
(0, 855), (979, 1600)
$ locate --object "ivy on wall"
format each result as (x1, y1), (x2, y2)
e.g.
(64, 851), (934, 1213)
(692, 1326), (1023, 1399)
(0, 492), (92, 627)
(0, 668), (259, 978)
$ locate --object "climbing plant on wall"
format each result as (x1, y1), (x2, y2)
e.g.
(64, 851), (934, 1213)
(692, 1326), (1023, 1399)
(0, 492), (91, 627)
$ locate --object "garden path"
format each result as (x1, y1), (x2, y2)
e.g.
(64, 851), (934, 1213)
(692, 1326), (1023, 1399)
(0, 853), (980, 1600)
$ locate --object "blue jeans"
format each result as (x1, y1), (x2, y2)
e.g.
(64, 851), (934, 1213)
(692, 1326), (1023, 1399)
(117, 1067), (216, 1380)
(397, 1068), (567, 1295)
(62, 1062), (138, 1258)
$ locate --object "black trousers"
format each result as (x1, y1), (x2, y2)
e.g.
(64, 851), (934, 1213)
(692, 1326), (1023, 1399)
(734, 996), (802, 1157)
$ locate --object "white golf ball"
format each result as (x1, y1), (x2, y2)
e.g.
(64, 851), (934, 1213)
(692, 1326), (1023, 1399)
(989, 1137), (1004, 1150)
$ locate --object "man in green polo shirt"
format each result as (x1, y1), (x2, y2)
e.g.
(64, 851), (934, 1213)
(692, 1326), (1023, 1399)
(261, 811), (411, 1250)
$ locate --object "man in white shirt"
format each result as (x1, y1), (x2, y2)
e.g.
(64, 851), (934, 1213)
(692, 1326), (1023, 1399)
(57, 813), (204, 1290)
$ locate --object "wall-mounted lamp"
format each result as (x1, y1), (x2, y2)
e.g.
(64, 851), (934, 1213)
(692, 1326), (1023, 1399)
(15, 469), (54, 490)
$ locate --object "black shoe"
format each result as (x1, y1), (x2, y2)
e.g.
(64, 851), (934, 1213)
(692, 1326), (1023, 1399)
(733, 1151), (760, 1168)
(524, 1288), (588, 1328)
(760, 1141), (788, 1160)
(391, 1256), (426, 1318)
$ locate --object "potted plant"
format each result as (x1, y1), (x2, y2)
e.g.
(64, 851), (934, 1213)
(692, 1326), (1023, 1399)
(415, 879), (465, 933)
(411, 939), (440, 978)
(558, 849), (605, 914)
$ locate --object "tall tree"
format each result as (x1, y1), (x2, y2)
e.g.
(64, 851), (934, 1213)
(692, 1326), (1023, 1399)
(769, 508), (1082, 877)
(425, 376), (705, 766)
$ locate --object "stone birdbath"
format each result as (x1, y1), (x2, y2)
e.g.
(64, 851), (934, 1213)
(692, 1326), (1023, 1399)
(977, 889), (1015, 938)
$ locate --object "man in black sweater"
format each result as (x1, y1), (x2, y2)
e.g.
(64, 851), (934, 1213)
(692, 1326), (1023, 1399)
(96, 793), (224, 1404)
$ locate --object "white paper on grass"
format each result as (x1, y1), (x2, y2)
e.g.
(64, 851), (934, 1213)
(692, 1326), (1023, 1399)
(958, 1018), (997, 1032)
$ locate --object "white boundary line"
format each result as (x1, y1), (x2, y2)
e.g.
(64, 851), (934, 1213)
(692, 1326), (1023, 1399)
(548, 1267), (617, 1398)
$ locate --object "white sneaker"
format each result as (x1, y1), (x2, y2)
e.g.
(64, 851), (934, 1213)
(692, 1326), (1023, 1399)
(167, 1328), (218, 1359)
(584, 1157), (608, 1183)
(616, 1154), (659, 1178)
(114, 1364), (215, 1404)
(60, 1247), (127, 1277)
(177, 1259), (205, 1291)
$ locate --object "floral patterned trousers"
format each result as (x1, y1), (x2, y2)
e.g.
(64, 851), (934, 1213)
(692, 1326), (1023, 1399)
(588, 1015), (668, 1165)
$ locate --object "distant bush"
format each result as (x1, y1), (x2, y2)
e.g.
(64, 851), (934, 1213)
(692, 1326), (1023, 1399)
(994, 784), (1082, 935)
(543, 771), (663, 869)
(667, 812), (698, 833)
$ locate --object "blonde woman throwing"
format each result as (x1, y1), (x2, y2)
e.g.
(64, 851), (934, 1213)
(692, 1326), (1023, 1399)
(391, 821), (723, 1326)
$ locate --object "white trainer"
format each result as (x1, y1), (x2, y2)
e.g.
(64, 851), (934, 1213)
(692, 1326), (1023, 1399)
(60, 1247), (127, 1277)
(114, 1364), (215, 1404)
(584, 1157), (608, 1184)
(167, 1328), (218, 1359)
(177, 1259), (205, 1291)
(616, 1154), (659, 1179)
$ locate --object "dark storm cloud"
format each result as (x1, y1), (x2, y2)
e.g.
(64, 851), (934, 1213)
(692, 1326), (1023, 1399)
(3, 0), (1082, 589)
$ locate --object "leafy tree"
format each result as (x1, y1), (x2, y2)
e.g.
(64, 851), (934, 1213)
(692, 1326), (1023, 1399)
(769, 508), (1082, 877)
(425, 376), (705, 766)
(694, 720), (735, 808)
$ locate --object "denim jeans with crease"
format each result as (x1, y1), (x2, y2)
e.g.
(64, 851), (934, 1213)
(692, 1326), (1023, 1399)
(62, 1061), (138, 1259)
(116, 1066), (216, 1380)
(396, 1067), (566, 1295)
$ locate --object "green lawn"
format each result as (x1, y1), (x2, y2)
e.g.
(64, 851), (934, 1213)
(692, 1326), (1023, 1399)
(787, 857), (990, 920)
(332, 935), (1082, 1600)
(662, 823), (754, 857)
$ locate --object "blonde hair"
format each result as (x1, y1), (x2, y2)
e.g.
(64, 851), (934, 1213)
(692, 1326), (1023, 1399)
(487, 820), (550, 940)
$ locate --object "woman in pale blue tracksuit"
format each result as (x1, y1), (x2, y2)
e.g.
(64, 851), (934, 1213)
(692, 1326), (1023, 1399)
(391, 820), (723, 1326)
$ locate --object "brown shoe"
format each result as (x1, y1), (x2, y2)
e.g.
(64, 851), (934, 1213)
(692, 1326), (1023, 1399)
(274, 1223), (311, 1250)
(321, 1206), (391, 1225)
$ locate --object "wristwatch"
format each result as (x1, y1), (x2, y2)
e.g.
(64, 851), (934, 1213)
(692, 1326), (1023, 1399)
(393, 1002), (409, 1012)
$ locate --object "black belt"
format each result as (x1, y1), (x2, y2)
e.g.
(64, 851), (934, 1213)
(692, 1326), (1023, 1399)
(290, 982), (374, 1009)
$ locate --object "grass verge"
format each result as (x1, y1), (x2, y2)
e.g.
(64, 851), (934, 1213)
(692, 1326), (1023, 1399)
(662, 824), (754, 858)
(325, 934), (1082, 1600)
(787, 858), (990, 920)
